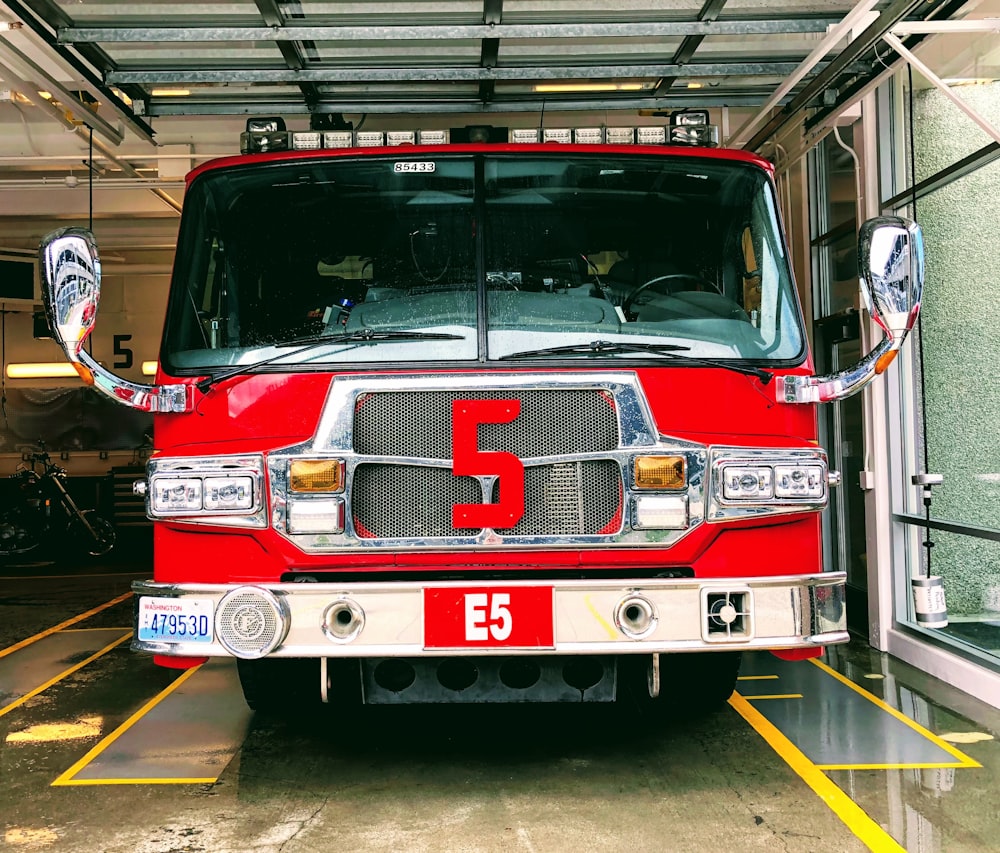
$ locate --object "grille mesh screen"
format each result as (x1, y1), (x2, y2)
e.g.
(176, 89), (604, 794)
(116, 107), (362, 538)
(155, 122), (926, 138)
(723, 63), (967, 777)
(353, 389), (619, 459)
(353, 460), (621, 538)
(352, 465), (483, 538)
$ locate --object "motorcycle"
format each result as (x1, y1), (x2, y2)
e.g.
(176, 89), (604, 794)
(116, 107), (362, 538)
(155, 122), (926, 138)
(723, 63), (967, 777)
(0, 443), (116, 561)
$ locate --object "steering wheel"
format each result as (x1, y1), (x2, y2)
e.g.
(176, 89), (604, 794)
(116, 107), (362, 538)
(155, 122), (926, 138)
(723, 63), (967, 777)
(622, 273), (722, 320)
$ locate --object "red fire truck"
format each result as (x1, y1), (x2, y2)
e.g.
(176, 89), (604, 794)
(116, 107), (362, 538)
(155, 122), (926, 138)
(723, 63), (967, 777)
(39, 113), (923, 712)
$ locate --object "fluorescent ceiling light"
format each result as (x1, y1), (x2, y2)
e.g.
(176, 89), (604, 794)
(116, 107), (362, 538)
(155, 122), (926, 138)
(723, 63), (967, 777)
(6, 362), (78, 379)
(533, 83), (645, 93)
(151, 88), (191, 97)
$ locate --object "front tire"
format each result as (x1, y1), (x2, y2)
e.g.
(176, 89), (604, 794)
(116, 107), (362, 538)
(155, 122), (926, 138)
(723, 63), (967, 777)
(76, 511), (116, 557)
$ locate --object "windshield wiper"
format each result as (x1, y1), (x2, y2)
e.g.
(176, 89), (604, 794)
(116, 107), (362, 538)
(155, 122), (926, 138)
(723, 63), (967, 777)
(499, 339), (773, 383)
(195, 329), (464, 393)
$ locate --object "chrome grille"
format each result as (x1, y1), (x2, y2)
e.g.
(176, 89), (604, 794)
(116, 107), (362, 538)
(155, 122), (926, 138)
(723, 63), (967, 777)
(352, 464), (482, 538)
(492, 461), (622, 536)
(352, 460), (622, 538)
(353, 389), (619, 458)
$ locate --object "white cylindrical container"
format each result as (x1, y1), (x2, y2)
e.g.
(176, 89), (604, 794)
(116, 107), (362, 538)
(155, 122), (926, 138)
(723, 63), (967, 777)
(912, 575), (948, 628)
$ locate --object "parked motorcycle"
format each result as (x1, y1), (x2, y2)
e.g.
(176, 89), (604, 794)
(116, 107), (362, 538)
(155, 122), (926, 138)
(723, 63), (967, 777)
(0, 443), (116, 560)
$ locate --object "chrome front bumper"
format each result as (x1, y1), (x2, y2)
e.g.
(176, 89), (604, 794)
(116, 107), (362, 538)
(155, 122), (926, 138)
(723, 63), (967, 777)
(132, 572), (847, 659)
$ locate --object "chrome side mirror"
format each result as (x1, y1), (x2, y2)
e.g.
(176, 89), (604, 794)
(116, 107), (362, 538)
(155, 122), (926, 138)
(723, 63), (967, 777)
(778, 216), (924, 404)
(40, 227), (193, 413)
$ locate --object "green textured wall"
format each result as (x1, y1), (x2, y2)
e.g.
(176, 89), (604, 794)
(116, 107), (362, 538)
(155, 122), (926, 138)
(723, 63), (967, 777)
(912, 84), (1000, 615)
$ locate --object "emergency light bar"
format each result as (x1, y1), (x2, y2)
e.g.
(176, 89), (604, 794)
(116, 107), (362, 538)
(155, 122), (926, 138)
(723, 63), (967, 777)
(239, 113), (719, 154)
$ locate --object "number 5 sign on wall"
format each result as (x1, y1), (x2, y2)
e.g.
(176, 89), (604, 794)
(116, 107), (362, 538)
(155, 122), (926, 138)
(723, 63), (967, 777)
(451, 399), (524, 530)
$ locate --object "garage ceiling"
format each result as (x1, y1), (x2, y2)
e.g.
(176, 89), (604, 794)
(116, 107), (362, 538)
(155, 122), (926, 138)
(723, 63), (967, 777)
(0, 0), (983, 253)
(1, 0), (974, 145)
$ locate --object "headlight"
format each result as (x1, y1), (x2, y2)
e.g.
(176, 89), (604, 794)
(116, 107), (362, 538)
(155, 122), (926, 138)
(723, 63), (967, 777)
(147, 455), (264, 525)
(710, 448), (828, 519)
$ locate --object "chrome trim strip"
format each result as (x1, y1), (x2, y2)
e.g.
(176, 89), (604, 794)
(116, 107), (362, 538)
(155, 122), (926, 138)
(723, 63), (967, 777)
(131, 572), (847, 658)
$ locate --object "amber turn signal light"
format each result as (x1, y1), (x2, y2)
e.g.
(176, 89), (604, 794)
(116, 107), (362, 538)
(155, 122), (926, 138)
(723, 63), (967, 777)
(289, 459), (344, 493)
(633, 455), (686, 489)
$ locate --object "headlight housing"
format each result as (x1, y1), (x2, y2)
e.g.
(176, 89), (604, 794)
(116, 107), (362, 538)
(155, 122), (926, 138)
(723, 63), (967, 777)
(146, 455), (266, 527)
(709, 447), (828, 520)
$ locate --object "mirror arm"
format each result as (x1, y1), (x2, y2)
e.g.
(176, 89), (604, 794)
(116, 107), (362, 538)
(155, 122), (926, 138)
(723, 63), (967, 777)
(776, 336), (896, 404)
(75, 349), (195, 413)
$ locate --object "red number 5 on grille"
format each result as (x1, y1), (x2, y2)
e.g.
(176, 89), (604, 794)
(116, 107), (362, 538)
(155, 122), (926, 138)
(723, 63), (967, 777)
(452, 399), (524, 529)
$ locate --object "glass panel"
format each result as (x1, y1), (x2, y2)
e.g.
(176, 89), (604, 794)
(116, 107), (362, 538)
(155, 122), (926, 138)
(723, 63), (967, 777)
(816, 126), (858, 236)
(908, 158), (1000, 531)
(163, 156), (478, 369)
(816, 229), (858, 317)
(902, 530), (1000, 651)
(483, 155), (805, 361)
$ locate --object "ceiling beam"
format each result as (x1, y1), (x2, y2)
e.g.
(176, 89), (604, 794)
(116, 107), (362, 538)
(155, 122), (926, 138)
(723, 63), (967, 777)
(654, 0), (728, 97)
(1, 0), (155, 143)
(478, 0), (503, 103)
(145, 91), (795, 117)
(109, 61), (847, 86)
(741, 0), (947, 151)
(252, 0), (320, 107)
(59, 19), (839, 44)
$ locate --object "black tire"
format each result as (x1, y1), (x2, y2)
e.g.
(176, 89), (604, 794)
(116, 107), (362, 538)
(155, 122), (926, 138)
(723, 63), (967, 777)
(0, 512), (41, 557)
(77, 511), (116, 557)
(625, 651), (742, 719)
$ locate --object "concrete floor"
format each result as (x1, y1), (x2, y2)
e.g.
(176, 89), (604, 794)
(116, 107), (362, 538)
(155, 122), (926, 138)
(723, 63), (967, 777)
(1, 557), (998, 853)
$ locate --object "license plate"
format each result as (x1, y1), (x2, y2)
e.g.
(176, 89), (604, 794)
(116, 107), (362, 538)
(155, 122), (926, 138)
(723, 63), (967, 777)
(137, 597), (214, 643)
(423, 586), (554, 649)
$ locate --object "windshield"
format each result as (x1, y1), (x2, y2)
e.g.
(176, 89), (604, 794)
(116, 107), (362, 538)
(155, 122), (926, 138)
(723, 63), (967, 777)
(162, 152), (805, 372)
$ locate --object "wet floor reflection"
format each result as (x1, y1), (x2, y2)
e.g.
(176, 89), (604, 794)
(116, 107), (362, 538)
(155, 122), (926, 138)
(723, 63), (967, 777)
(820, 644), (999, 852)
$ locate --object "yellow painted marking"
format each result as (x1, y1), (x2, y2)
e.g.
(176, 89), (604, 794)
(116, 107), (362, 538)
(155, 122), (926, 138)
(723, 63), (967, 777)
(583, 595), (618, 640)
(809, 658), (981, 768)
(52, 665), (204, 787)
(7, 717), (103, 744)
(54, 775), (217, 786)
(737, 674), (780, 681)
(5, 827), (59, 845)
(741, 693), (803, 700)
(0, 592), (132, 660)
(0, 633), (131, 719)
(59, 627), (132, 633)
(730, 692), (906, 852)
(817, 762), (975, 771)
(938, 731), (993, 745)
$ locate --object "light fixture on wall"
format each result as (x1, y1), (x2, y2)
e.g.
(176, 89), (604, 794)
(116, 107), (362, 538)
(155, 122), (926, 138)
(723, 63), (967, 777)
(5, 362), (81, 379)
(141, 361), (157, 376)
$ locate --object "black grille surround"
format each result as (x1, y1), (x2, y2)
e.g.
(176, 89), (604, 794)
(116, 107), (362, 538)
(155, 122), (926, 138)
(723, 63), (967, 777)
(351, 389), (623, 540)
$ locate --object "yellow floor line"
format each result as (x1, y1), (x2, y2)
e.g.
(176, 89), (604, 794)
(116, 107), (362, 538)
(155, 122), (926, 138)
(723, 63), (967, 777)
(52, 665), (203, 787)
(0, 592), (132, 660)
(730, 691), (905, 853)
(0, 632), (131, 720)
(737, 674), (780, 681)
(740, 693), (803, 700)
(809, 658), (981, 769)
(817, 762), (971, 771)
